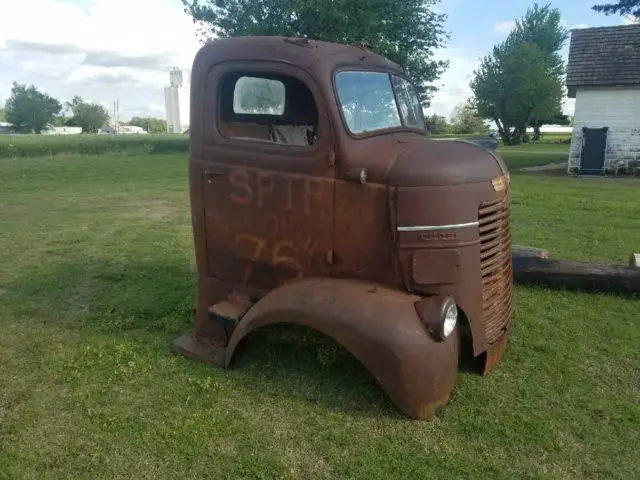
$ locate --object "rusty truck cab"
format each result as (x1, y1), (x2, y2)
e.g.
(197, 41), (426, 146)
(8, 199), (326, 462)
(175, 36), (513, 420)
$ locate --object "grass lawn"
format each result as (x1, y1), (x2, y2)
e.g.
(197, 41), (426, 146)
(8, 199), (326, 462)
(498, 141), (570, 170)
(1, 154), (638, 479)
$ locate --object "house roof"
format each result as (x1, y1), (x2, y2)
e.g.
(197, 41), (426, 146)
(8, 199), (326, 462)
(566, 24), (640, 98)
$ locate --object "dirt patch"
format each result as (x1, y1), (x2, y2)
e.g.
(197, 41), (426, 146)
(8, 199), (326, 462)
(518, 162), (567, 172)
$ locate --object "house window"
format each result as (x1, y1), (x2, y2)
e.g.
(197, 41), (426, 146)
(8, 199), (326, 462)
(219, 72), (319, 146)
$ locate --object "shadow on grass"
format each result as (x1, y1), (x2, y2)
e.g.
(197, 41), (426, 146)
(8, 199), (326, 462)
(229, 323), (400, 419)
(5, 259), (400, 419)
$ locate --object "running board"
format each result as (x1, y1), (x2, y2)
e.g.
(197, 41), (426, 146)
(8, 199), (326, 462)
(207, 297), (253, 329)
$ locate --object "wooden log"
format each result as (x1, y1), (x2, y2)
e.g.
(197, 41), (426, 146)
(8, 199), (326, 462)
(630, 253), (640, 268)
(512, 245), (550, 259)
(512, 257), (640, 295)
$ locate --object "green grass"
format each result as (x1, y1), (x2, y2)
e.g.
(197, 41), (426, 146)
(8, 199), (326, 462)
(498, 141), (569, 170)
(0, 133), (189, 159)
(1, 154), (638, 479)
(0, 133), (572, 171)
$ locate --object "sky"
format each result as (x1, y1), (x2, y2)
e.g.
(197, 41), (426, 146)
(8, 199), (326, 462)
(0, 0), (635, 122)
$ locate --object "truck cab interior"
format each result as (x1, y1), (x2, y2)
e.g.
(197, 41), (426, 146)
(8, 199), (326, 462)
(218, 71), (319, 147)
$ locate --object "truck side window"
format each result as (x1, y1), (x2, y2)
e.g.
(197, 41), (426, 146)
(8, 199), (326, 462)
(390, 75), (425, 130)
(218, 73), (319, 147)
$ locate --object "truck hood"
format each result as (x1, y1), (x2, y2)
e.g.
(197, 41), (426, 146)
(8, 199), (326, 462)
(387, 138), (507, 187)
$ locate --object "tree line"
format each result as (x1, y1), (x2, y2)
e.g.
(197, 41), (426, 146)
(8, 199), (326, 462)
(181, 0), (630, 144)
(0, 82), (167, 134)
(3, 0), (633, 140)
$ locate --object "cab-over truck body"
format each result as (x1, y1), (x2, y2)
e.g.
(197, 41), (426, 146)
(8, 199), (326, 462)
(173, 36), (513, 420)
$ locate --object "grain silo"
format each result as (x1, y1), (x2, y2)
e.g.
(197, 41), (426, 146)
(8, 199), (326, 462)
(164, 67), (190, 133)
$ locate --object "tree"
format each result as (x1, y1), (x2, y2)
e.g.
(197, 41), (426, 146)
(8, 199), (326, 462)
(4, 82), (62, 133)
(0, 108), (6, 122)
(51, 116), (69, 127)
(528, 111), (570, 140)
(65, 96), (110, 133)
(128, 116), (168, 134)
(424, 114), (450, 135)
(592, 1), (640, 20)
(181, 0), (449, 107)
(450, 103), (487, 134)
(472, 42), (564, 145)
(470, 3), (567, 145)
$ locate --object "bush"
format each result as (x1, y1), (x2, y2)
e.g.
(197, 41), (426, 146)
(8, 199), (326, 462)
(0, 134), (189, 159)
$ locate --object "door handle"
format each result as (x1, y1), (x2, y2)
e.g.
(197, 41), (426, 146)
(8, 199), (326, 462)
(344, 167), (368, 185)
(204, 165), (227, 178)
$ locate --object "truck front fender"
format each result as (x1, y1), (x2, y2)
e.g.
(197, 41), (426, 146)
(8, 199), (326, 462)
(225, 278), (459, 420)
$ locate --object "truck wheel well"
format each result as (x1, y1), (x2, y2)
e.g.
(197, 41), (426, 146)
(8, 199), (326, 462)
(228, 323), (394, 412)
(455, 307), (480, 373)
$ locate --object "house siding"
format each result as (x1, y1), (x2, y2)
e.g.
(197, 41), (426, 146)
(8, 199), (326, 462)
(568, 86), (640, 174)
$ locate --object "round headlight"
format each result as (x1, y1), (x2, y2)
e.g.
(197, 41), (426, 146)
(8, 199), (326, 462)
(442, 300), (458, 338)
(414, 295), (459, 342)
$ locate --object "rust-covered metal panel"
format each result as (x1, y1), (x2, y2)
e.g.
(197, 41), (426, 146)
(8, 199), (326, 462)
(177, 36), (514, 420)
(478, 196), (513, 344)
(225, 278), (459, 420)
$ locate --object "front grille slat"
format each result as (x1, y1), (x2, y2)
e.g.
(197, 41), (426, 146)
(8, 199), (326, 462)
(478, 195), (513, 344)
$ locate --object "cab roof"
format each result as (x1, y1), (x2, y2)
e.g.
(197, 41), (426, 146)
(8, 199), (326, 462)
(191, 36), (405, 81)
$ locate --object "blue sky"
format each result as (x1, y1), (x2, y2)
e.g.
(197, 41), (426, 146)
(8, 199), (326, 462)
(442, 0), (624, 54)
(0, 0), (634, 120)
(426, 0), (632, 117)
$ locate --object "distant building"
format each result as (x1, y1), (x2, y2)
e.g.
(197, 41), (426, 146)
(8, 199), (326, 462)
(42, 126), (82, 135)
(118, 124), (147, 134)
(566, 24), (640, 175)
(525, 125), (573, 135)
(0, 122), (13, 134)
(164, 67), (190, 134)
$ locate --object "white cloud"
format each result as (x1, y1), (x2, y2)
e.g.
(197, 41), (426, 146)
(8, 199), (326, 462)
(0, 0), (203, 120)
(493, 20), (516, 35)
(425, 48), (480, 120)
(560, 19), (590, 30)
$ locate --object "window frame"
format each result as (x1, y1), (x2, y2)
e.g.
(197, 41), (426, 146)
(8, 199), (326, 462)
(390, 74), (426, 131)
(213, 64), (324, 153)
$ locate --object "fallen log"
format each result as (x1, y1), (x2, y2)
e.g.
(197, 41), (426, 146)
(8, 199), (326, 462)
(512, 256), (640, 295)
(512, 245), (550, 259)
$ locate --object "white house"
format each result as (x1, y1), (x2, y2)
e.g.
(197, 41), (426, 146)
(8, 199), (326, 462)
(566, 24), (640, 175)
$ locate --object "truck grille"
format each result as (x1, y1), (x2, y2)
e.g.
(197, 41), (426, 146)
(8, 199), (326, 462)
(478, 196), (513, 344)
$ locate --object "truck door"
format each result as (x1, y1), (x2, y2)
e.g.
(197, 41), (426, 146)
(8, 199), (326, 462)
(201, 63), (335, 291)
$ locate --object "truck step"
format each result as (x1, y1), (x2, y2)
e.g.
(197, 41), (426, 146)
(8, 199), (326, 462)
(207, 298), (251, 329)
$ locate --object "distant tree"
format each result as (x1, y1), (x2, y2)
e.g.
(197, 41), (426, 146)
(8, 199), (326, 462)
(424, 114), (450, 135)
(4, 82), (62, 133)
(450, 103), (487, 134)
(470, 3), (568, 145)
(592, 1), (640, 20)
(0, 108), (6, 122)
(181, 0), (450, 107)
(472, 42), (564, 145)
(528, 111), (570, 140)
(51, 115), (69, 127)
(128, 116), (168, 134)
(65, 96), (110, 133)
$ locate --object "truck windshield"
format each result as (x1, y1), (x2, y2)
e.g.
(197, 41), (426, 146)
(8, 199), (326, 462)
(335, 71), (425, 134)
